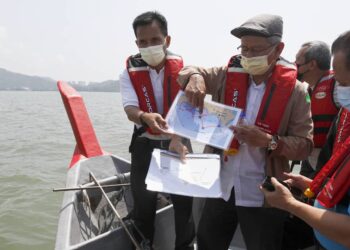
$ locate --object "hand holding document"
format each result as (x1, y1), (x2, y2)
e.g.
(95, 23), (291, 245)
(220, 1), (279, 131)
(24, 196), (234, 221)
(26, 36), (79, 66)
(165, 91), (242, 150)
(145, 149), (222, 198)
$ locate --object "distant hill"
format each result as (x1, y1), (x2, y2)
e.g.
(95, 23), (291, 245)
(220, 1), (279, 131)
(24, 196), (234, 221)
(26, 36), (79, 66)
(0, 68), (119, 92)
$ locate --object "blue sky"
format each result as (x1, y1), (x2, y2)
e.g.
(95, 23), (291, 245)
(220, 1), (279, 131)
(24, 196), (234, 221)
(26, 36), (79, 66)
(0, 0), (349, 82)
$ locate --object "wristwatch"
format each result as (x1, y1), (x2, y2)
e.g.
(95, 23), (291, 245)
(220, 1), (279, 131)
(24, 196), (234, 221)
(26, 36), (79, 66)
(268, 135), (279, 151)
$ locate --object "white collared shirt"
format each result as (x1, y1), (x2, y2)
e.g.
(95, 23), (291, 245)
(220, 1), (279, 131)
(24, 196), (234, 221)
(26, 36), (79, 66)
(119, 67), (171, 140)
(220, 78), (267, 207)
(120, 67), (165, 114)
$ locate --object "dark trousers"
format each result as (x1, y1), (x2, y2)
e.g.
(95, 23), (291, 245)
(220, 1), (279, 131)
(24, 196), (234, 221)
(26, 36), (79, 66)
(282, 214), (315, 250)
(197, 188), (288, 250)
(284, 162), (315, 250)
(130, 137), (195, 250)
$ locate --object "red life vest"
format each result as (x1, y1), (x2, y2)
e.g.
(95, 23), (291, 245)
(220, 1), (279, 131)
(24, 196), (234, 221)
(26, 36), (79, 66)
(311, 71), (339, 147)
(224, 55), (297, 154)
(126, 52), (182, 133)
(307, 108), (350, 208)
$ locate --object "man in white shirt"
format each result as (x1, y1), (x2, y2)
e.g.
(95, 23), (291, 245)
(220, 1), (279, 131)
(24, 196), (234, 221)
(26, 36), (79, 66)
(119, 11), (194, 250)
(173, 14), (313, 250)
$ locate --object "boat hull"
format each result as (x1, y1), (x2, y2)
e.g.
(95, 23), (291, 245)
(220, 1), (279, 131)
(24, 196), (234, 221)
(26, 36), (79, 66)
(55, 155), (177, 250)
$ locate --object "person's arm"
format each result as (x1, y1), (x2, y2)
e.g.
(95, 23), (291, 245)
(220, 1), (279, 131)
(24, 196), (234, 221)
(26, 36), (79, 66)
(282, 172), (312, 191)
(270, 82), (314, 160)
(225, 82), (313, 150)
(231, 124), (273, 148)
(177, 66), (227, 112)
(261, 177), (350, 248)
(124, 106), (169, 134)
(169, 134), (189, 162)
(119, 69), (169, 134)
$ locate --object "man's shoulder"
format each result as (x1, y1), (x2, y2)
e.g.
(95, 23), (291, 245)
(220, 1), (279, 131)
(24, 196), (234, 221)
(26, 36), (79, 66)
(294, 80), (309, 94)
(166, 50), (182, 59)
(227, 55), (243, 68)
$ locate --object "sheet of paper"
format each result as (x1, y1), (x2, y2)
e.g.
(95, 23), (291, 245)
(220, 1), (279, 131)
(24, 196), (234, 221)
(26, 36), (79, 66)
(165, 91), (242, 150)
(145, 149), (222, 198)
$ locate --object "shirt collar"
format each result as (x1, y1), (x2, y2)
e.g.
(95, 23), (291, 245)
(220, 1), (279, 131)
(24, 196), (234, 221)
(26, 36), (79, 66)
(148, 66), (165, 76)
(249, 76), (266, 90)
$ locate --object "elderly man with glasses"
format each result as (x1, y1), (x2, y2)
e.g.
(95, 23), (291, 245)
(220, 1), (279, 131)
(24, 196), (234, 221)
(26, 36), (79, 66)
(171, 14), (313, 250)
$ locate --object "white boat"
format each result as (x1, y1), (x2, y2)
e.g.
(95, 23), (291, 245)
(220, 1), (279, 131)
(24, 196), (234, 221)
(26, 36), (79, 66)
(54, 81), (246, 250)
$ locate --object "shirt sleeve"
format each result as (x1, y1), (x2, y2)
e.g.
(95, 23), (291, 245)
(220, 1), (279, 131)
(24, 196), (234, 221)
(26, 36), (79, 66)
(177, 65), (227, 97)
(119, 68), (139, 108)
(270, 81), (314, 160)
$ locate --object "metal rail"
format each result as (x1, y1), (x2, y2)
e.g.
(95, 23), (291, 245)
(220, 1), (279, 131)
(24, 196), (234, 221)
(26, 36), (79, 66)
(52, 183), (130, 192)
(89, 171), (142, 250)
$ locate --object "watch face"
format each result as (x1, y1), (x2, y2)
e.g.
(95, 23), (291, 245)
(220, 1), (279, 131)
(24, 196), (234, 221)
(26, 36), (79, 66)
(269, 136), (278, 150)
(270, 142), (277, 150)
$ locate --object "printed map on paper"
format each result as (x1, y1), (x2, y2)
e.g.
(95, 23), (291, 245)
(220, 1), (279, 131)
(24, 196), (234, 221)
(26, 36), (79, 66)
(166, 91), (242, 149)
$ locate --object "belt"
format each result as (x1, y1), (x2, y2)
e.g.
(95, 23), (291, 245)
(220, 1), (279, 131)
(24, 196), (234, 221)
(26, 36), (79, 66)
(136, 137), (170, 150)
(148, 138), (170, 149)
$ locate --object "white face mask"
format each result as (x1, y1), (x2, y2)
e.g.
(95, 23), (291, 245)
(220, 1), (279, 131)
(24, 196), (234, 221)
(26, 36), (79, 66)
(335, 82), (350, 111)
(139, 44), (166, 67)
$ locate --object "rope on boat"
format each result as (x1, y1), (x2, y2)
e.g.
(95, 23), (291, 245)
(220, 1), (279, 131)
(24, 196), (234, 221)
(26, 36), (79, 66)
(89, 171), (142, 250)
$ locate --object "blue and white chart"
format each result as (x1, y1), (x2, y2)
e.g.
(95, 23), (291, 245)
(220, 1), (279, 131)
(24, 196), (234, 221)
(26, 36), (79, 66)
(166, 91), (242, 149)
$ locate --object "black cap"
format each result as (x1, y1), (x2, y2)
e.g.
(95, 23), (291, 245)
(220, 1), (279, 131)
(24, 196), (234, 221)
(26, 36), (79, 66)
(231, 14), (283, 38)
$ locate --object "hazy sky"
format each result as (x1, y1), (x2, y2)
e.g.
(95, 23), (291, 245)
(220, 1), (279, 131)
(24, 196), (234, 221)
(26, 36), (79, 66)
(0, 0), (349, 82)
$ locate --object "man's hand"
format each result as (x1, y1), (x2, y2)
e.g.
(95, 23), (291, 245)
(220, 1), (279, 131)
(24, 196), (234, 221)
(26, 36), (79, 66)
(184, 74), (206, 113)
(169, 135), (189, 162)
(232, 125), (271, 147)
(141, 112), (170, 134)
(282, 172), (312, 192)
(260, 177), (296, 211)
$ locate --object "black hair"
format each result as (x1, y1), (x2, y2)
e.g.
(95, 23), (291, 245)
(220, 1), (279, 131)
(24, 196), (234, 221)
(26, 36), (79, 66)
(331, 30), (350, 70)
(132, 11), (168, 37)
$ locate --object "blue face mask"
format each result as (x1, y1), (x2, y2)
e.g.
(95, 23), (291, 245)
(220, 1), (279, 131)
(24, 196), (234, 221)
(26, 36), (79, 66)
(335, 82), (350, 111)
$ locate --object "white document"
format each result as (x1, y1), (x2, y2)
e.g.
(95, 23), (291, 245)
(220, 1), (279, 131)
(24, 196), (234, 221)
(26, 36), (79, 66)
(165, 91), (242, 150)
(145, 149), (222, 198)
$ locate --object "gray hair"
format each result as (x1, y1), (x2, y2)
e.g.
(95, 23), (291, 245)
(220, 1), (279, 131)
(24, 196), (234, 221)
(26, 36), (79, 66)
(267, 35), (282, 46)
(302, 41), (331, 70)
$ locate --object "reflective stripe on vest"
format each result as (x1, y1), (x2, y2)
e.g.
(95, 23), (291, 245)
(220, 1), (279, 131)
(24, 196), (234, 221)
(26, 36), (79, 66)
(126, 52), (182, 133)
(224, 56), (297, 152)
(309, 108), (350, 208)
(225, 56), (296, 130)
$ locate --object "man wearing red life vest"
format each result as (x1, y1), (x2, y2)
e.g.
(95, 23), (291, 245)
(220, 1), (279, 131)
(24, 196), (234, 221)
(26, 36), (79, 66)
(261, 30), (350, 250)
(295, 41), (340, 178)
(119, 11), (194, 249)
(281, 41), (341, 250)
(172, 14), (313, 250)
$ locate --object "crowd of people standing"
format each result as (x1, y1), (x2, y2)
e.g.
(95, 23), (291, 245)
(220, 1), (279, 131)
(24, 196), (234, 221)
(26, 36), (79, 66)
(119, 10), (350, 250)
